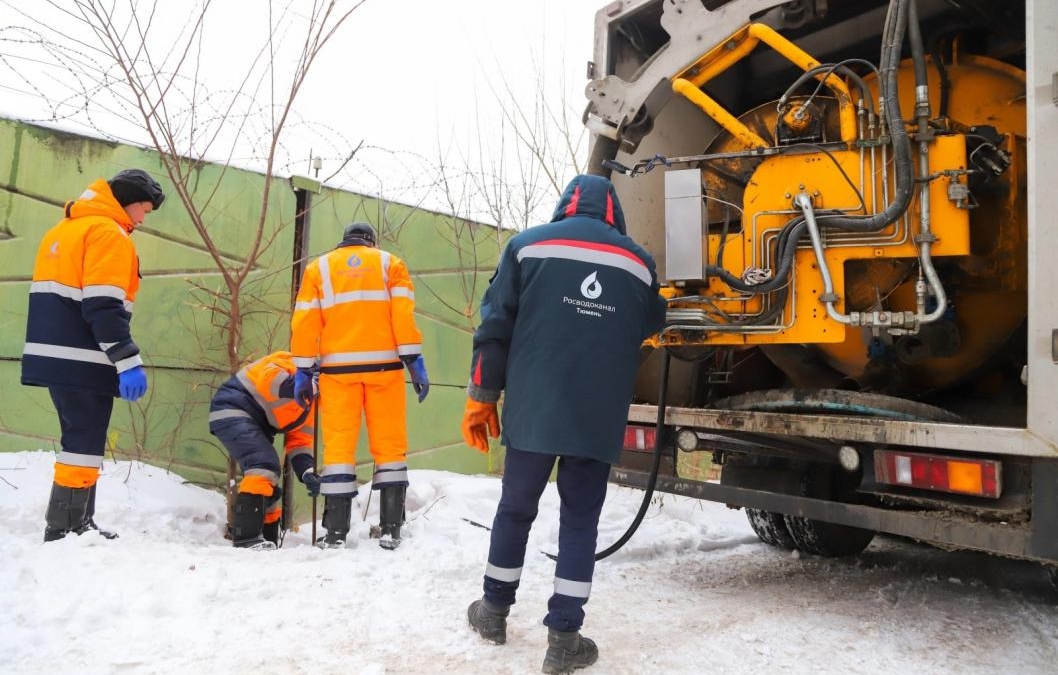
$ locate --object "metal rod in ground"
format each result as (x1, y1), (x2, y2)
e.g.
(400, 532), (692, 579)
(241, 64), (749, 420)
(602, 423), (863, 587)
(279, 455), (292, 548)
(461, 517), (492, 531)
(311, 396), (319, 545)
(362, 466), (374, 521)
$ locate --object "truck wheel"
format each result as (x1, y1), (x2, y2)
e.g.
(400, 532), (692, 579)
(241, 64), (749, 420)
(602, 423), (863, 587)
(719, 458), (799, 549)
(783, 465), (875, 557)
(713, 389), (958, 558)
(745, 508), (797, 549)
(1047, 566), (1058, 594)
(783, 514), (875, 557)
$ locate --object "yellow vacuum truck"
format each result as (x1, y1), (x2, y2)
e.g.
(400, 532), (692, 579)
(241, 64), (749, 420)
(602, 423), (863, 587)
(584, 0), (1058, 587)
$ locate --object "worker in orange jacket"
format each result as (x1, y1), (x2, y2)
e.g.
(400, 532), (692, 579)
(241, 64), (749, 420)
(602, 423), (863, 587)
(209, 351), (320, 550)
(290, 222), (429, 550)
(21, 169), (165, 542)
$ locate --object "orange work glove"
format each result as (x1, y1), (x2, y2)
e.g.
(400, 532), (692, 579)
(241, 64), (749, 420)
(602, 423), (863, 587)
(462, 398), (500, 454)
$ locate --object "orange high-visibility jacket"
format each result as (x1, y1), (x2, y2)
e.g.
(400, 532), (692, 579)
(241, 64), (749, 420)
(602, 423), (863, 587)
(209, 351), (314, 457)
(21, 179), (142, 396)
(290, 243), (422, 372)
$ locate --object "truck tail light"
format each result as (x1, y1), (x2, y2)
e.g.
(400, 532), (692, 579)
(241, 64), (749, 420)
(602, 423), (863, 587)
(623, 425), (657, 452)
(874, 450), (1001, 498)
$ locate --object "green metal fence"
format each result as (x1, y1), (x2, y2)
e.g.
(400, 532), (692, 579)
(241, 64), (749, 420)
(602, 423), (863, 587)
(0, 118), (507, 518)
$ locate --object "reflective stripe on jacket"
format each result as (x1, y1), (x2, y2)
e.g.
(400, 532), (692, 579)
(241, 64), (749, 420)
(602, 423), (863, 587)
(208, 351), (314, 455)
(290, 243), (422, 370)
(469, 174), (667, 463)
(21, 179), (142, 396)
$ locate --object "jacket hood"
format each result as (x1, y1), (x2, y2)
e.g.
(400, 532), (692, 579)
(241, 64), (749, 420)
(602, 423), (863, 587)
(550, 174), (627, 235)
(64, 179), (134, 231)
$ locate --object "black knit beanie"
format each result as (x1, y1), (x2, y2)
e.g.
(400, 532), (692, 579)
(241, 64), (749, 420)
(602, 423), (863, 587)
(108, 169), (165, 209)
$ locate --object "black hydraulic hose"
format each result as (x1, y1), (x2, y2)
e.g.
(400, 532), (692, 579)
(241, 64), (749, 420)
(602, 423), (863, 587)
(704, 217), (807, 294)
(588, 132), (621, 179)
(778, 62), (876, 116)
(810, 0), (914, 233)
(907, 0), (929, 97)
(706, 0), (916, 295)
(930, 37), (951, 118)
(594, 349), (672, 561)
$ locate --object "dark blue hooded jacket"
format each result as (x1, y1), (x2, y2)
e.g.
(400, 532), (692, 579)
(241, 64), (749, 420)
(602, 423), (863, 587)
(468, 174), (666, 463)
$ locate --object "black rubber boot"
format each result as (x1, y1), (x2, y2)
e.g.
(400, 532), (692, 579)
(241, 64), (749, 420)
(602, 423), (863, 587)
(317, 495), (352, 549)
(261, 490), (282, 547)
(80, 484), (118, 539)
(467, 596), (509, 644)
(231, 492), (276, 550)
(542, 628), (599, 675)
(43, 484), (92, 542)
(378, 485), (406, 550)
(262, 521), (280, 547)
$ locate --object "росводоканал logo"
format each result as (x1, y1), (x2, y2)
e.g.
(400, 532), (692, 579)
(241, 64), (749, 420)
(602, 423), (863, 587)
(580, 271), (602, 299)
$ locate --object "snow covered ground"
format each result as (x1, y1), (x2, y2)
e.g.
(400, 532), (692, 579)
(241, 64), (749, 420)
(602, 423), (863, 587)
(2, 450), (1056, 675)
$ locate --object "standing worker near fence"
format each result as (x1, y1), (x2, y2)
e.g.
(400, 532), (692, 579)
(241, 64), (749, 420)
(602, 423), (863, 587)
(463, 174), (666, 674)
(21, 169), (166, 542)
(290, 222), (429, 550)
(208, 350), (322, 550)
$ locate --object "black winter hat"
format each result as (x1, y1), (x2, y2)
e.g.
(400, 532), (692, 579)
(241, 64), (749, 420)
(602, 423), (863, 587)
(108, 169), (165, 209)
(341, 221), (377, 247)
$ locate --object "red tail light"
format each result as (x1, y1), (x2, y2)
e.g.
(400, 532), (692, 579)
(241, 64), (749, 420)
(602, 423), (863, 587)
(874, 450), (1001, 498)
(623, 425), (657, 452)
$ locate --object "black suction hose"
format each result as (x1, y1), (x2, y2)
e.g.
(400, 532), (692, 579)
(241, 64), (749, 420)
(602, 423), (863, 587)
(594, 348), (672, 561)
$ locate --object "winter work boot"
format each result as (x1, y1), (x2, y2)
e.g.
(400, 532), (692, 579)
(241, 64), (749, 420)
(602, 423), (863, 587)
(261, 491), (282, 547)
(231, 492), (276, 551)
(316, 495), (352, 549)
(467, 596), (509, 645)
(378, 485), (406, 550)
(43, 484), (92, 542)
(542, 629), (598, 675)
(79, 484), (118, 539)
(262, 520), (281, 547)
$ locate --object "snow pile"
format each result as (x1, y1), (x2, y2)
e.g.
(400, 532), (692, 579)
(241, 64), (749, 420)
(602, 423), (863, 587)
(1, 450), (1056, 675)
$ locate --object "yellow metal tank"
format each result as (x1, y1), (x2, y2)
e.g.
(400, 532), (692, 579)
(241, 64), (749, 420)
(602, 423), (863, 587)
(685, 54), (1026, 394)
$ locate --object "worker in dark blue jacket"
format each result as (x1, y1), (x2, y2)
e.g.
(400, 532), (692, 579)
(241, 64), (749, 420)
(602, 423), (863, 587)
(463, 174), (666, 674)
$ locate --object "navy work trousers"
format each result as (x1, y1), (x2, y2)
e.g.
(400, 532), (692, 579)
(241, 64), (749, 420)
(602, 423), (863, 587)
(483, 446), (611, 632)
(49, 386), (114, 461)
(209, 418), (281, 475)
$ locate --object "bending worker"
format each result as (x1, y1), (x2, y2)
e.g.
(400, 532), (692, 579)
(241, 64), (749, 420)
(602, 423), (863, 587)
(463, 174), (666, 674)
(209, 350), (321, 550)
(290, 222), (429, 550)
(22, 169), (165, 542)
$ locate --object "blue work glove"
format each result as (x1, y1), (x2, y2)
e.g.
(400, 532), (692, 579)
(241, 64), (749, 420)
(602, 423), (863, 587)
(293, 367), (316, 409)
(301, 470), (321, 498)
(117, 366), (148, 401)
(406, 356), (429, 403)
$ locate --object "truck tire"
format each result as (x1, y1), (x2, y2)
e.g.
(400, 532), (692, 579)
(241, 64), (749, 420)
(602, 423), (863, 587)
(783, 513), (875, 557)
(714, 389), (959, 558)
(720, 458), (800, 549)
(783, 465), (875, 557)
(745, 508), (798, 549)
(1047, 566), (1058, 594)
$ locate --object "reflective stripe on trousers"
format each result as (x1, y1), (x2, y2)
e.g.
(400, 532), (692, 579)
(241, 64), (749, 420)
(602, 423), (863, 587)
(320, 463), (359, 498)
(48, 387), (114, 488)
(482, 447), (610, 632)
(372, 461), (408, 488)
